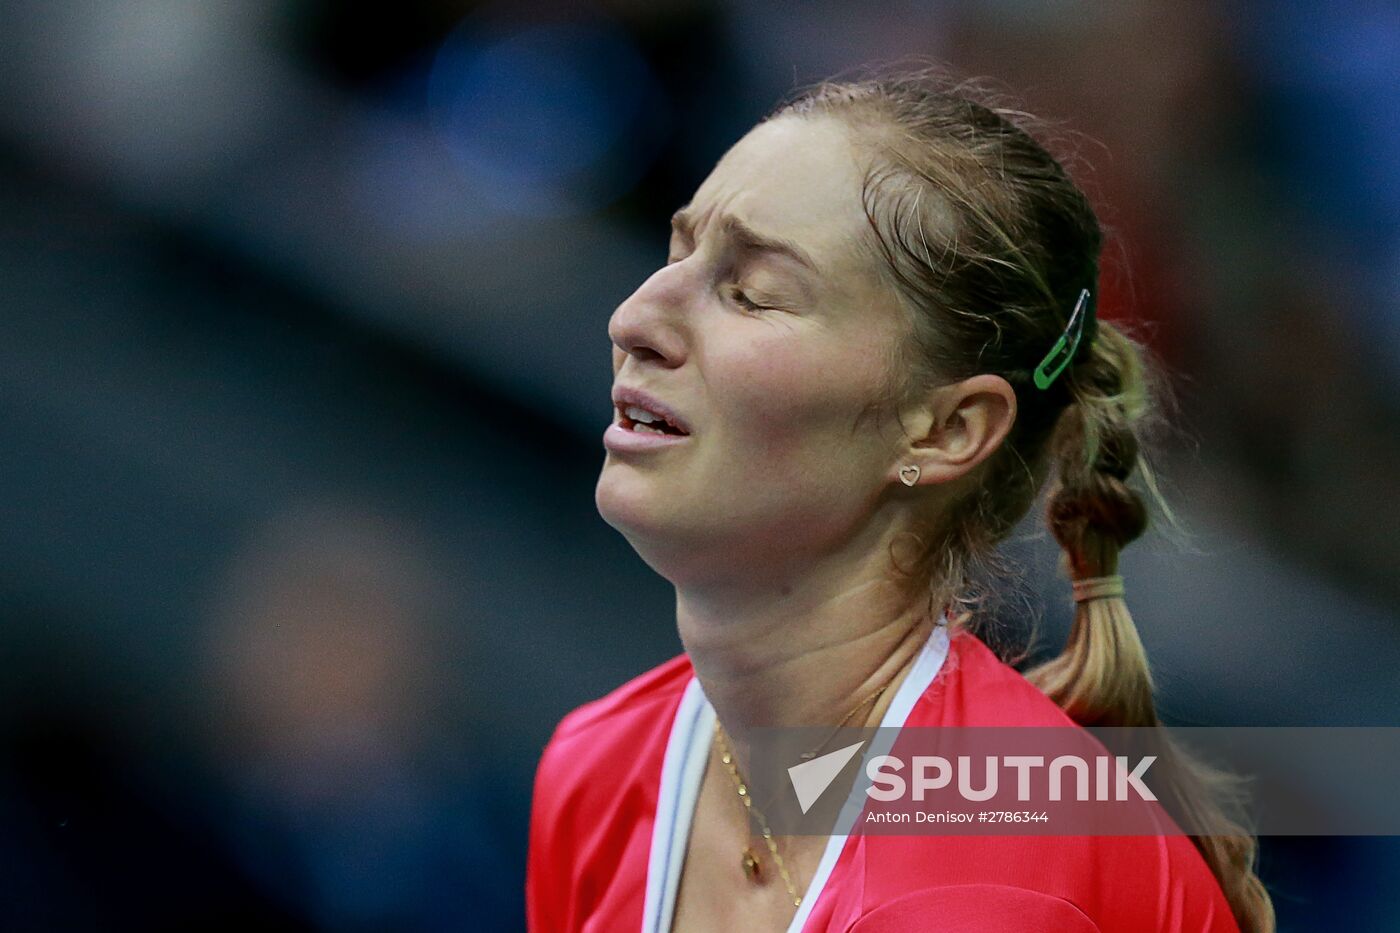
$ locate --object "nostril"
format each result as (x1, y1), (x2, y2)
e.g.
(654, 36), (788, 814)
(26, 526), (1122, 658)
(627, 345), (666, 363)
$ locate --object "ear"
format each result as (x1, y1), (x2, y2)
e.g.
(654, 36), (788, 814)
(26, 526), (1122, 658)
(896, 375), (1017, 487)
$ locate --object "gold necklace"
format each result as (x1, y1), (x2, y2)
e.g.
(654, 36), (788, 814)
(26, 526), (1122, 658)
(710, 667), (903, 909)
(713, 723), (803, 908)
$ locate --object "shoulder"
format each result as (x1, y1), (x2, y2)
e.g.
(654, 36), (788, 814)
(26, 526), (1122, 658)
(526, 652), (696, 930)
(530, 650), (694, 814)
(883, 629), (1239, 931)
(911, 627), (1081, 728)
(548, 650), (695, 746)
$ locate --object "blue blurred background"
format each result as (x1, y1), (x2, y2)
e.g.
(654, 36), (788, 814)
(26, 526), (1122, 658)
(0, 1), (1397, 930)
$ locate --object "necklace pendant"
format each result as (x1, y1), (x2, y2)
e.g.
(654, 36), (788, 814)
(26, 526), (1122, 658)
(741, 847), (762, 882)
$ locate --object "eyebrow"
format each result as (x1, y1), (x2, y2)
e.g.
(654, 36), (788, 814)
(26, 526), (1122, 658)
(670, 205), (820, 274)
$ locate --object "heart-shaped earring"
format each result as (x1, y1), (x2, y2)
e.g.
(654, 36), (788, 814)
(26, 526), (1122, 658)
(899, 465), (920, 487)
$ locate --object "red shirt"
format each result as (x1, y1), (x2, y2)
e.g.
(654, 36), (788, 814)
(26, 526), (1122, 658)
(526, 624), (1239, 932)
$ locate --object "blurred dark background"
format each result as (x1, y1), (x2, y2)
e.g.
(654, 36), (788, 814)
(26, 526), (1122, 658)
(0, 1), (1397, 930)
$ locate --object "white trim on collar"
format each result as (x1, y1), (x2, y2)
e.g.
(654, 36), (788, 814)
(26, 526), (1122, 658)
(642, 676), (714, 933)
(642, 621), (953, 933)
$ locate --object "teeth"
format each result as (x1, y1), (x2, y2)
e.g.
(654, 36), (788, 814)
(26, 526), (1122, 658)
(633, 422), (668, 435)
(625, 405), (665, 424)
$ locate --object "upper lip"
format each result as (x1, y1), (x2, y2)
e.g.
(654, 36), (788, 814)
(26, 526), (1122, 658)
(611, 385), (692, 435)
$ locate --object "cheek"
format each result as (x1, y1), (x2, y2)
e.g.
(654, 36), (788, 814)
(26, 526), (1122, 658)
(710, 332), (886, 460)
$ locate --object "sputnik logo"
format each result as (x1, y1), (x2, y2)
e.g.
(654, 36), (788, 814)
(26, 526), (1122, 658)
(788, 741), (867, 814)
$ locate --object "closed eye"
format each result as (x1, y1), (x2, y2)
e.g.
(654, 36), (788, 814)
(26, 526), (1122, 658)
(666, 250), (775, 314)
(728, 286), (768, 313)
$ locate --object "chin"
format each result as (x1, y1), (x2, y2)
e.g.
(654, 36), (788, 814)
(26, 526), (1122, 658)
(596, 470), (702, 567)
(594, 466), (659, 535)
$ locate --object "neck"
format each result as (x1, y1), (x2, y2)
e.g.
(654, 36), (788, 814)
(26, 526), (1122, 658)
(678, 565), (944, 774)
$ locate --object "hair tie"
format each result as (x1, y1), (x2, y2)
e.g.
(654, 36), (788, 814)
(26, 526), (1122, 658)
(1071, 574), (1125, 603)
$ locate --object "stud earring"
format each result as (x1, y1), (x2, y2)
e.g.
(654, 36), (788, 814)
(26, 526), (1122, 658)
(898, 465), (920, 487)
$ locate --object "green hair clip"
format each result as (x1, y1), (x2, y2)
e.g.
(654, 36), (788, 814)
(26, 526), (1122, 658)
(1033, 287), (1094, 390)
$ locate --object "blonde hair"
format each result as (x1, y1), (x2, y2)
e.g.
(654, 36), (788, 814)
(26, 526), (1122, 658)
(766, 60), (1274, 932)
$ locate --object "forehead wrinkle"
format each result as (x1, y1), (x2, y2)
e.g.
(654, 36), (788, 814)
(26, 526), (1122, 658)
(671, 205), (822, 275)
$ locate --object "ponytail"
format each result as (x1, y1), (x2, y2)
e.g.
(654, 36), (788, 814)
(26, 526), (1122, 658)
(1027, 322), (1275, 933)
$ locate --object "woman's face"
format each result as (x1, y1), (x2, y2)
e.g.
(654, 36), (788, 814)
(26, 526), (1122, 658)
(596, 114), (912, 586)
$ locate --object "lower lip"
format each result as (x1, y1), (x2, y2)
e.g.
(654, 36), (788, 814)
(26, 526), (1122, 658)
(603, 421), (691, 451)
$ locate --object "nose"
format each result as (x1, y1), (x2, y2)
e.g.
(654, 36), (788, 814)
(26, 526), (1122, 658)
(608, 262), (690, 369)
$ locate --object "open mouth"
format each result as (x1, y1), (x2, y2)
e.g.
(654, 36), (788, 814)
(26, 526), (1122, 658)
(617, 405), (689, 437)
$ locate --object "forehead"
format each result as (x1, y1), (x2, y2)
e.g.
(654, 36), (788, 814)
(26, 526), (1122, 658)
(685, 115), (873, 286)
